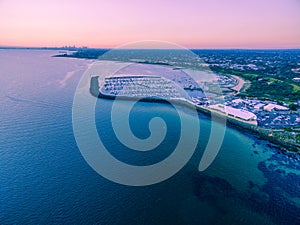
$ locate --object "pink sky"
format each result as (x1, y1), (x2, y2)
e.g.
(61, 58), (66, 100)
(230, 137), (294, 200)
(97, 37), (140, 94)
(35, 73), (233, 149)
(0, 0), (299, 48)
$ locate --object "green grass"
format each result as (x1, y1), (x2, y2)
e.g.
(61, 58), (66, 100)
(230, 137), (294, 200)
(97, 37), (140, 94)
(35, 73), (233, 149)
(236, 75), (300, 103)
(291, 84), (300, 93)
(210, 67), (300, 103)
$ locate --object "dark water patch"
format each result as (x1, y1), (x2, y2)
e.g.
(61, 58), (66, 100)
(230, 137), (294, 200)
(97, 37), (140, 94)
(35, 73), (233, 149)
(192, 163), (300, 225)
(256, 159), (300, 225)
(192, 173), (276, 225)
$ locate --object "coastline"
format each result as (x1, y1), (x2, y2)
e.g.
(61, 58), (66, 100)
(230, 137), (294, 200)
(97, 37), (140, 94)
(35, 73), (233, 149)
(90, 76), (299, 153)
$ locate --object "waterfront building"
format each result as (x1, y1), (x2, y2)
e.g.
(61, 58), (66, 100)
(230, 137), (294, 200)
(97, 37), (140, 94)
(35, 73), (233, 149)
(209, 104), (257, 121)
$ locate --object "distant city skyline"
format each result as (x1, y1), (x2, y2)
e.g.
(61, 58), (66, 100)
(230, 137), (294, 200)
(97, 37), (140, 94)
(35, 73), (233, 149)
(0, 0), (299, 49)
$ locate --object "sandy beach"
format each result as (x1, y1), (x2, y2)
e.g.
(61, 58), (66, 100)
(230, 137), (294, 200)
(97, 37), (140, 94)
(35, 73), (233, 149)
(230, 75), (245, 93)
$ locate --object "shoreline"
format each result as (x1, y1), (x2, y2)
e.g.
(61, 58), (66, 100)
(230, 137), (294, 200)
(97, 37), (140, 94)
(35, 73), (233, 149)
(90, 76), (299, 153)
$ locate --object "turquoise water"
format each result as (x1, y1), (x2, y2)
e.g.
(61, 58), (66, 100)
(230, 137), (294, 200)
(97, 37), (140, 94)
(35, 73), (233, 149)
(0, 50), (299, 224)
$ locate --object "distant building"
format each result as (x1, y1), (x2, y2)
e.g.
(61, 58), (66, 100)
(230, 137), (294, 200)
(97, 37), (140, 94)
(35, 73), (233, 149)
(254, 103), (265, 109)
(263, 103), (289, 111)
(232, 99), (244, 104)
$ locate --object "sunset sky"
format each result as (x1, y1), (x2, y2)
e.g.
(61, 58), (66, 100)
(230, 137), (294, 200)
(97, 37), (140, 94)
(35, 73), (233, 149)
(0, 0), (299, 49)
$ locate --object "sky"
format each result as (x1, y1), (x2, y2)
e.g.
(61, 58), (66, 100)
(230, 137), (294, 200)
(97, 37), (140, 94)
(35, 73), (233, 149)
(0, 0), (299, 49)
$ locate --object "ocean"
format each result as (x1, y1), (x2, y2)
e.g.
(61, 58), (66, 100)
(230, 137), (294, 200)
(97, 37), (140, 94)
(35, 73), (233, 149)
(0, 50), (299, 224)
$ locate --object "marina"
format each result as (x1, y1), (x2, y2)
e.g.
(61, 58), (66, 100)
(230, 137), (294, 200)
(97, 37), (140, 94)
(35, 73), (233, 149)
(91, 74), (259, 127)
(90, 71), (300, 150)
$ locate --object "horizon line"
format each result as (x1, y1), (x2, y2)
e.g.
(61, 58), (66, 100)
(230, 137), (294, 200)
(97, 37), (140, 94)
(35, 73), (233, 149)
(1, 45), (300, 51)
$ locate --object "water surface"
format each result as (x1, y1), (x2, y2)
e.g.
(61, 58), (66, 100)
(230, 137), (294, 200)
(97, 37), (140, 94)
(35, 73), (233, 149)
(0, 50), (299, 224)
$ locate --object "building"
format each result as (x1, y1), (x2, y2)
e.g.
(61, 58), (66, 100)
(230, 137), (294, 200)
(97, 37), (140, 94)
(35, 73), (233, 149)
(254, 103), (265, 109)
(209, 104), (257, 121)
(263, 103), (289, 111)
(232, 99), (245, 104)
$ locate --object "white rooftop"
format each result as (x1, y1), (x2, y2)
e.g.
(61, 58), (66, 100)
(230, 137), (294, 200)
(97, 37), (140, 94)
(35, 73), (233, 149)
(209, 104), (257, 121)
(232, 99), (245, 104)
(254, 103), (265, 109)
(264, 104), (289, 111)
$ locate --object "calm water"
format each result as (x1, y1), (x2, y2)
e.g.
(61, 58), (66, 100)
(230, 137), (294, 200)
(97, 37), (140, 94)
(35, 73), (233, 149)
(0, 50), (299, 225)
